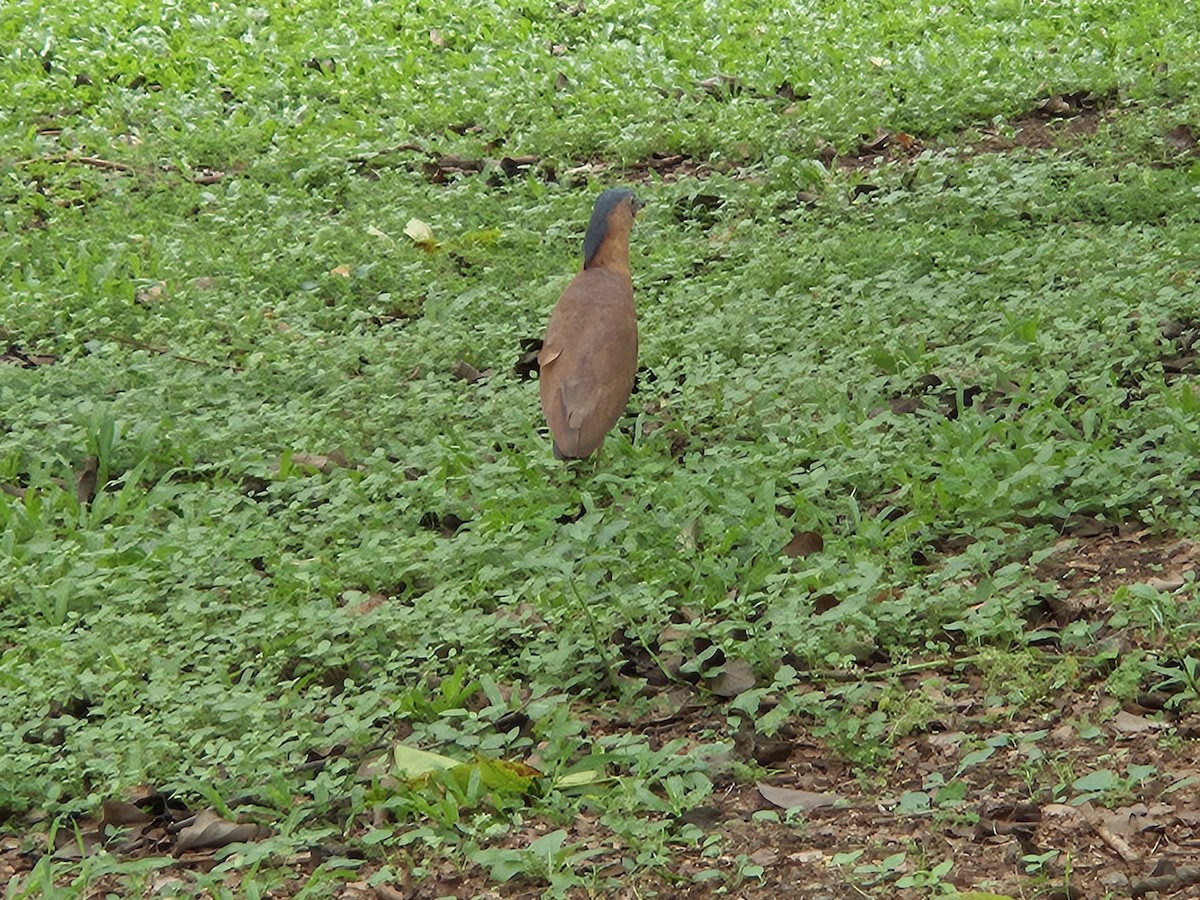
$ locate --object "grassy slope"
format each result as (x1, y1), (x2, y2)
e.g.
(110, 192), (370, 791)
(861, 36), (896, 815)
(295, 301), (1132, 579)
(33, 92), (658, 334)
(3, 0), (1200, 894)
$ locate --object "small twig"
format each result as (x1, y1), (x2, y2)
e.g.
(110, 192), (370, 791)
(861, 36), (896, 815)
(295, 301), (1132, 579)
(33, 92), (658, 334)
(1132, 866), (1200, 898)
(1095, 822), (1139, 863)
(76, 156), (134, 172)
(15, 154), (134, 172)
(99, 335), (244, 372)
(803, 655), (985, 683)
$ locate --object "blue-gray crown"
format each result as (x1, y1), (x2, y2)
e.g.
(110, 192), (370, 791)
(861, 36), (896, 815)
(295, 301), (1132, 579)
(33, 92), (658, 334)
(582, 188), (637, 268)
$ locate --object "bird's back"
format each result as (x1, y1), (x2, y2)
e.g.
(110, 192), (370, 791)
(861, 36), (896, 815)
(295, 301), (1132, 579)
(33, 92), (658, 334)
(539, 267), (638, 459)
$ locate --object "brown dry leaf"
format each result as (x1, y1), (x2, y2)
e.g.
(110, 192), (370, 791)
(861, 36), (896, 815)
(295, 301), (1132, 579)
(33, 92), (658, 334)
(860, 128), (890, 154)
(709, 658), (755, 698)
(1162, 355), (1199, 374)
(345, 591), (388, 616)
(329, 264), (351, 278)
(75, 455), (98, 504)
(53, 825), (104, 861)
(812, 593), (839, 613)
(927, 731), (967, 751)
(1105, 803), (1174, 839)
(451, 359), (484, 383)
(676, 805), (725, 829)
(1112, 710), (1160, 734)
(288, 452), (350, 473)
(1064, 513), (1109, 536)
(429, 28), (446, 47)
(886, 395), (922, 415)
(781, 530), (823, 559)
(1164, 124), (1197, 153)
(1039, 95), (1073, 116)
(101, 799), (154, 828)
(173, 809), (264, 856)
(756, 783), (841, 811)
(136, 281), (167, 305)
(1146, 575), (1186, 592)
(500, 154), (539, 177)
(748, 848), (780, 866)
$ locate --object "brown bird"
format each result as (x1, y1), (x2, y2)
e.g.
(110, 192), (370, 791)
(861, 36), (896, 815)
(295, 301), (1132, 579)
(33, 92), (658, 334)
(539, 188), (643, 459)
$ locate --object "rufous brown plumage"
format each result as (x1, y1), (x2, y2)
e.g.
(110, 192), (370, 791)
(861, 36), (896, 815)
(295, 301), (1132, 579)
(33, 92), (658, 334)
(539, 188), (642, 460)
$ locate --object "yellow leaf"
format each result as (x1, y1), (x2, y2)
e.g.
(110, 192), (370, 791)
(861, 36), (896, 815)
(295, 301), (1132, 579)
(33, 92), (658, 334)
(404, 218), (438, 250)
(390, 743), (459, 777)
(329, 264), (351, 277)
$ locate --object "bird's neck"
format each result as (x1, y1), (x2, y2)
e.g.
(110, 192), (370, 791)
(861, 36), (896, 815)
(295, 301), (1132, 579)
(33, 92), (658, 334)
(584, 237), (631, 274)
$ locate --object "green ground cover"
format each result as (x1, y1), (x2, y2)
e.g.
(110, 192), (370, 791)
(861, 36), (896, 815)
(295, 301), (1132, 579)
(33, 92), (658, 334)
(4, 1), (1200, 896)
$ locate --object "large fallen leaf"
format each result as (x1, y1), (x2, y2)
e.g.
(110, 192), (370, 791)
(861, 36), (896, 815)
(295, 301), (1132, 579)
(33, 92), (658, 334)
(173, 809), (264, 855)
(710, 658), (756, 698)
(403, 217), (438, 251)
(756, 783), (841, 812)
(390, 743), (460, 778)
(101, 799), (154, 828)
(781, 530), (823, 559)
(1112, 710), (1160, 734)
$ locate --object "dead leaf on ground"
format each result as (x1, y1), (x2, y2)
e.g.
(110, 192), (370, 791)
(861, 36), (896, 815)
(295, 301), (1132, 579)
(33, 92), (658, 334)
(748, 847), (780, 866)
(136, 281), (167, 305)
(101, 799), (155, 828)
(1164, 124), (1198, 153)
(403, 217), (438, 251)
(781, 530), (823, 559)
(75, 455), (98, 504)
(0, 348), (59, 367)
(500, 155), (539, 177)
(53, 825), (104, 861)
(286, 452), (351, 474)
(709, 658), (756, 698)
(343, 590), (388, 616)
(1112, 711), (1161, 735)
(452, 359), (490, 383)
(173, 809), (265, 856)
(756, 783), (841, 812)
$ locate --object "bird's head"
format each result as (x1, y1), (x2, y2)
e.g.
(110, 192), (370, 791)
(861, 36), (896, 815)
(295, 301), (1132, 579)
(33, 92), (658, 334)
(582, 188), (642, 270)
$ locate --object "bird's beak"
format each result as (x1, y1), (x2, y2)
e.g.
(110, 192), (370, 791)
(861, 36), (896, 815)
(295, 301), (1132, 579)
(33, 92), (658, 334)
(630, 196), (646, 215)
